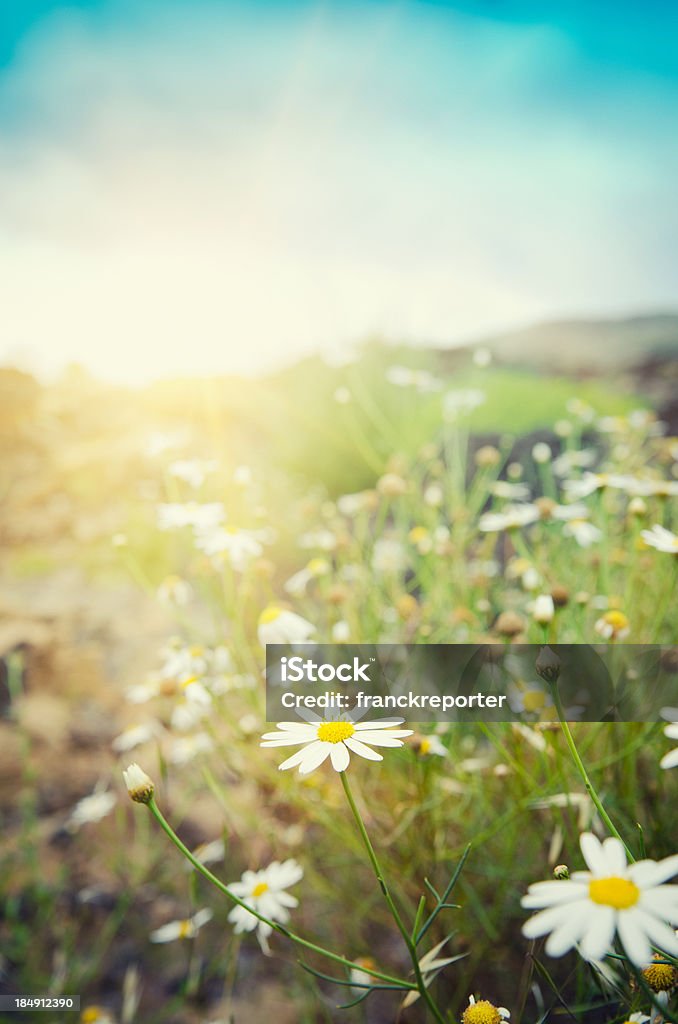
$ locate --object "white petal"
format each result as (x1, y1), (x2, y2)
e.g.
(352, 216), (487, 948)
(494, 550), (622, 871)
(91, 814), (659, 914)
(629, 908), (678, 955)
(580, 833), (608, 876)
(521, 881), (588, 909)
(260, 735), (312, 747)
(660, 748), (678, 770)
(522, 904), (574, 939)
(601, 837), (628, 875)
(544, 904), (592, 956)
(278, 745), (318, 772)
(617, 910), (652, 966)
(344, 736), (383, 761)
(298, 742), (333, 775)
(578, 907), (616, 961)
(629, 855), (678, 886)
(330, 743), (351, 772)
(351, 731), (410, 746)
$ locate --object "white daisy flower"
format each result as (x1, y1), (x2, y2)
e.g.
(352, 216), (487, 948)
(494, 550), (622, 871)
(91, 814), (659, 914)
(227, 859), (303, 947)
(660, 707), (678, 770)
(112, 722), (159, 752)
(150, 908), (213, 943)
(562, 519), (603, 548)
(371, 538), (408, 575)
(167, 732), (214, 764)
(168, 458), (217, 489)
(562, 473), (644, 500)
(522, 832), (678, 965)
(257, 607), (315, 646)
(67, 788), (117, 831)
(443, 388), (486, 421)
(195, 525), (265, 571)
(156, 502), (225, 531)
(156, 575), (193, 606)
(641, 525), (678, 553)
(261, 714), (413, 774)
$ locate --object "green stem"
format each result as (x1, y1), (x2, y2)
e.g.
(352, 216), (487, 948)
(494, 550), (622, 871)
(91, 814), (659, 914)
(340, 773), (447, 1024)
(147, 796), (414, 990)
(551, 689), (633, 861)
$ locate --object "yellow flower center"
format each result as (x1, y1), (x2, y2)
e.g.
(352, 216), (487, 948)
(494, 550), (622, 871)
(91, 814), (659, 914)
(420, 738), (431, 754)
(260, 606), (282, 624)
(178, 920), (192, 938)
(588, 876), (639, 909)
(602, 611), (629, 632)
(643, 960), (678, 992)
(252, 881), (269, 897)
(523, 689), (548, 713)
(317, 721), (355, 744)
(462, 1000), (503, 1024)
(81, 1009), (106, 1024)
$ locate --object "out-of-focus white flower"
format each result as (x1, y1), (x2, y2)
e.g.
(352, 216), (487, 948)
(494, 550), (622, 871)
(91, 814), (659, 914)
(144, 429), (189, 458)
(386, 365), (442, 393)
(157, 502), (225, 531)
(168, 733), (214, 764)
(331, 620), (351, 642)
(423, 482), (444, 507)
(553, 450), (597, 479)
(594, 611), (630, 640)
(258, 607), (315, 646)
(473, 348), (492, 368)
(298, 529), (338, 551)
(168, 459), (217, 488)
(660, 708), (678, 770)
(563, 474), (644, 500)
(284, 558), (330, 597)
(641, 525), (678, 553)
(334, 386), (352, 404)
(150, 908), (213, 943)
(156, 575), (193, 606)
(532, 442), (552, 464)
(112, 723), (158, 753)
(443, 389), (485, 422)
(491, 481), (531, 501)
(233, 465), (252, 487)
(227, 859), (303, 948)
(372, 538), (407, 575)
(195, 525), (265, 571)
(563, 519), (603, 547)
(189, 839), (226, 868)
(414, 734), (448, 757)
(67, 788), (117, 830)
(337, 491), (377, 517)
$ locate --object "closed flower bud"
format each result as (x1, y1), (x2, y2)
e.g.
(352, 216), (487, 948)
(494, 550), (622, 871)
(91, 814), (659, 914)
(553, 864), (569, 880)
(536, 645), (561, 684)
(123, 763), (155, 804)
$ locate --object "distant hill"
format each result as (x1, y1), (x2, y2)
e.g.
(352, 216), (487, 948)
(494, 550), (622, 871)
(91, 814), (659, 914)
(478, 313), (678, 373)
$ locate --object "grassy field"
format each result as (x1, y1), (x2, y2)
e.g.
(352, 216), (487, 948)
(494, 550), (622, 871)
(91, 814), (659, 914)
(0, 347), (677, 1024)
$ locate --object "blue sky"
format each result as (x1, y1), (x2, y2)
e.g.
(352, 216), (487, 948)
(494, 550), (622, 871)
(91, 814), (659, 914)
(1, 1), (677, 381)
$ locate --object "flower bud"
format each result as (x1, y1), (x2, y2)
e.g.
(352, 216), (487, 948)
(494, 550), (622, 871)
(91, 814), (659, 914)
(123, 763), (155, 804)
